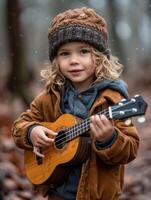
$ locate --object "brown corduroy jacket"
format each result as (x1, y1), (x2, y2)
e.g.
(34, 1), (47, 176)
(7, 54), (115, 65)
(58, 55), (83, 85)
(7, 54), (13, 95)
(12, 87), (139, 200)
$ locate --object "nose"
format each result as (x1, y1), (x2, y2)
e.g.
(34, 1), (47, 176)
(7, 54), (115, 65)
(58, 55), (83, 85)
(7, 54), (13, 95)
(69, 53), (79, 65)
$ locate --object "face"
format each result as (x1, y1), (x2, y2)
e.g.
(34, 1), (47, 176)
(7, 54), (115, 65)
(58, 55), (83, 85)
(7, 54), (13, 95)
(56, 42), (96, 92)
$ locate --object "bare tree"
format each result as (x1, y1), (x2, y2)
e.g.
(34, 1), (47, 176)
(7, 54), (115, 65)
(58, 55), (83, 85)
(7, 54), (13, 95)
(106, 0), (128, 72)
(6, 0), (32, 107)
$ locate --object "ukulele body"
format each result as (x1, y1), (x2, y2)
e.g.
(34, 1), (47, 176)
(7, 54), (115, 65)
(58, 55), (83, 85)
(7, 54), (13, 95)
(24, 114), (90, 186)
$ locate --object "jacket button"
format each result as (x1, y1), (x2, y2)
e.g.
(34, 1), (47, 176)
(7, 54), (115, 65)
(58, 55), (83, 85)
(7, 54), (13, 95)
(78, 94), (82, 99)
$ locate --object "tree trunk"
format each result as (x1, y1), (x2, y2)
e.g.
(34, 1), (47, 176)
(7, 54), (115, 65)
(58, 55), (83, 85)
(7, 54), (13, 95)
(6, 0), (31, 107)
(106, 0), (128, 72)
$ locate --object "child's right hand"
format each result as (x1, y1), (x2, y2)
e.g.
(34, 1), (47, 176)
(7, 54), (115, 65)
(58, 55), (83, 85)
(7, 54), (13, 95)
(30, 126), (58, 157)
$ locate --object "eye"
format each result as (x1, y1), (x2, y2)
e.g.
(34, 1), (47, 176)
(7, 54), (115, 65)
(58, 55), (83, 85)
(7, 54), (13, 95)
(80, 48), (91, 54)
(58, 51), (70, 57)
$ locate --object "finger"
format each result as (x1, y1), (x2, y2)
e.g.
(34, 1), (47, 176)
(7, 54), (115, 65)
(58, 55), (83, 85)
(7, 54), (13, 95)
(90, 118), (102, 136)
(93, 115), (111, 130)
(100, 115), (114, 131)
(35, 139), (49, 147)
(34, 135), (54, 147)
(33, 146), (44, 158)
(90, 124), (103, 141)
(91, 115), (104, 129)
(90, 122), (103, 135)
(38, 133), (55, 144)
(90, 123), (97, 135)
(99, 115), (110, 126)
(43, 127), (58, 137)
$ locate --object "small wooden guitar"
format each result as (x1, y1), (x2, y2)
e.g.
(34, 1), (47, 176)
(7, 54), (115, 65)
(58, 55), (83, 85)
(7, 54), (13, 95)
(24, 95), (147, 186)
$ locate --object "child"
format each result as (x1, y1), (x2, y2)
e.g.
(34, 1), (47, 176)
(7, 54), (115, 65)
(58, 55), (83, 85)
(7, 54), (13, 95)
(12, 7), (139, 200)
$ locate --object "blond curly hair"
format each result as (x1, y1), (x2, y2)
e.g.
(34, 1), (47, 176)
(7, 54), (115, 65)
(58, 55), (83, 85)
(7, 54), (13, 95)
(41, 48), (123, 92)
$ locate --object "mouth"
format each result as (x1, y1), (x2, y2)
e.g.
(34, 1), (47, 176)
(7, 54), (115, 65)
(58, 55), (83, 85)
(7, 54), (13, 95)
(69, 69), (84, 73)
(68, 69), (84, 75)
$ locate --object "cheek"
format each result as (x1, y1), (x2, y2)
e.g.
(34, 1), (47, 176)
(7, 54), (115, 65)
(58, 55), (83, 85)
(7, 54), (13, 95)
(58, 64), (67, 77)
(87, 55), (95, 68)
(59, 64), (66, 73)
(88, 62), (96, 73)
(56, 58), (65, 72)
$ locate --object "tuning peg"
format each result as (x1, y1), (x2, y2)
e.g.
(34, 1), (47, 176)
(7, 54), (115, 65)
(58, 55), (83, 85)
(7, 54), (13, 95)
(121, 98), (126, 102)
(119, 98), (126, 106)
(124, 118), (132, 126)
(131, 98), (136, 103)
(137, 116), (146, 123)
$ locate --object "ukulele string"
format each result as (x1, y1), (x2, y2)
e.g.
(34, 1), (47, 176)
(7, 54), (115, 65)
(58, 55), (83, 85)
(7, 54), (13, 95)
(54, 102), (132, 146)
(54, 100), (133, 146)
(55, 113), (110, 146)
(54, 108), (109, 146)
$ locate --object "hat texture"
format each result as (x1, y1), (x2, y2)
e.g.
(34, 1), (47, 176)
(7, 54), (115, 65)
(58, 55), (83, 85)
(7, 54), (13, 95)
(48, 7), (110, 61)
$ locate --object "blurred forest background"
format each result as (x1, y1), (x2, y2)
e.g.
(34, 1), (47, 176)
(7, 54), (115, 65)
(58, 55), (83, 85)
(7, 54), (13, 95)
(0, 0), (151, 200)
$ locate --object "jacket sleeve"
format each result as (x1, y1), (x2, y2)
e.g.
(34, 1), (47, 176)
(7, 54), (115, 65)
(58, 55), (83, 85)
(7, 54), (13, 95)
(12, 93), (44, 149)
(92, 89), (140, 165)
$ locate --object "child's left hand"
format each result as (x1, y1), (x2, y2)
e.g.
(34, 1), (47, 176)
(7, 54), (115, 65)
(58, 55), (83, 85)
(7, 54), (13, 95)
(90, 114), (114, 142)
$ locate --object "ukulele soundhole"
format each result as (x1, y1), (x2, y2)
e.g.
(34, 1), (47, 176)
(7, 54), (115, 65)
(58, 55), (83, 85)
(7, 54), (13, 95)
(55, 130), (67, 149)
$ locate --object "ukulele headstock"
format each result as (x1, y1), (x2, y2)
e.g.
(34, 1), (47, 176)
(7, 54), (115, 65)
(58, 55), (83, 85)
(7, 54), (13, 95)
(111, 95), (148, 121)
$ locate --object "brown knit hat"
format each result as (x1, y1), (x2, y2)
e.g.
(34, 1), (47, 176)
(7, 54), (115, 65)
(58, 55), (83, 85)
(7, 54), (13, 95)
(48, 7), (110, 61)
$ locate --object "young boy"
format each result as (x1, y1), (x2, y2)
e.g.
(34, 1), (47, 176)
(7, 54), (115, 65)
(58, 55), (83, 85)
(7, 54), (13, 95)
(12, 7), (139, 200)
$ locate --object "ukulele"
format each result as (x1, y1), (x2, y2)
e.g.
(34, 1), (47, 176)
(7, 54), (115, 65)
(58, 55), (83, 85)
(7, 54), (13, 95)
(24, 95), (147, 186)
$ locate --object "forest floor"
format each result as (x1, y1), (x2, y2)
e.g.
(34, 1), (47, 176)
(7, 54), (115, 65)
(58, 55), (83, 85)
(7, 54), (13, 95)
(0, 81), (150, 200)
(121, 84), (151, 200)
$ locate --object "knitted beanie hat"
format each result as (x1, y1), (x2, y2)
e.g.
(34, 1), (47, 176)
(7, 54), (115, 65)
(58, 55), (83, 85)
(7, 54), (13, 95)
(48, 7), (110, 61)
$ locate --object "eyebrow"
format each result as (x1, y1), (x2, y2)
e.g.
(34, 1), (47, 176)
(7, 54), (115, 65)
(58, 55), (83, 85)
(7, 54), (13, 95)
(58, 44), (91, 52)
